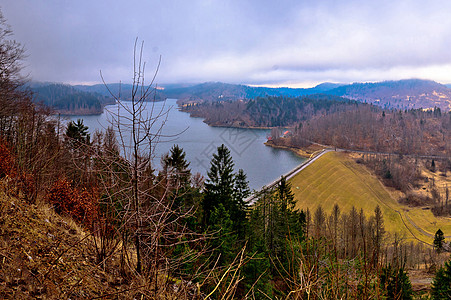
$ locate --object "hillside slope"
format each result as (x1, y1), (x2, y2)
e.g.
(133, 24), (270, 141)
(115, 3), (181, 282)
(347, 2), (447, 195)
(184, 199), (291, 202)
(0, 183), (182, 299)
(0, 187), (123, 298)
(290, 151), (451, 244)
(30, 83), (114, 115)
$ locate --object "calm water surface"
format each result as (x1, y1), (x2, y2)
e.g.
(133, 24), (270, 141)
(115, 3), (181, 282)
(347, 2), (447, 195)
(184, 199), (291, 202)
(69, 99), (305, 190)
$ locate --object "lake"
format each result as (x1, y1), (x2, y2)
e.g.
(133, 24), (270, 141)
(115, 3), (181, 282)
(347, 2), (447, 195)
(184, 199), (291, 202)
(69, 99), (305, 191)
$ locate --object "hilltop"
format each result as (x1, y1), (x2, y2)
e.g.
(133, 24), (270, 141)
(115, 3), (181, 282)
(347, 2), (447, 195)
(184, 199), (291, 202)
(163, 81), (344, 102)
(328, 79), (451, 111)
(28, 82), (114, 115)
(169, 79), (451, 112)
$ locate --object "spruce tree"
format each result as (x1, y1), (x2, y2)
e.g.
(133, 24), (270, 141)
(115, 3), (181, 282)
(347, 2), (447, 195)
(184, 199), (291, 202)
(234, 168), (250, 205)
(380, 265), (413, 300)
(434, 229), (445, 253)
(162, 144), (191, 192)
(203, 144), (236, 227)
(65, 119), (90, 146)
(278, 176), (295, 212)
(233, 168), (250, 238)
(374, 205), (385, 265)
(432, 260), (451, 299)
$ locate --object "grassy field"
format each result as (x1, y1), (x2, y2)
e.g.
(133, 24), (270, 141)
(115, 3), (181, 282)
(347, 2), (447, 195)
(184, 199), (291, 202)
(289, 151), (451, 244)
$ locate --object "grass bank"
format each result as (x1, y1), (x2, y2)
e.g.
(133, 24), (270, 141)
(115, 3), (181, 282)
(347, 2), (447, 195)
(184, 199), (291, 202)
(289, 151), (451, 244)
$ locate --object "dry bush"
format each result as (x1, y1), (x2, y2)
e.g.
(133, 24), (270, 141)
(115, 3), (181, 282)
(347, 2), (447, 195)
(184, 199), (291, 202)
(0, 138), (15, 178)
(399, 191), (434, 207)
(47, 178), (99, 230)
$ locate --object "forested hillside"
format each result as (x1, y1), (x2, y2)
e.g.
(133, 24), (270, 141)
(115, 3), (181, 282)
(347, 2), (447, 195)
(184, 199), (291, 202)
(29, 78), (451, 115)
(270, 105), (451, 223)
(273, 106), (451, 156)
(30, 83), (114, 114)
(165, 81), (344, 102)
(180, 94), (359, 127)
(171, 79), (451, 112)
(74, 82), (166, 102)
(328, 79), (451, 111)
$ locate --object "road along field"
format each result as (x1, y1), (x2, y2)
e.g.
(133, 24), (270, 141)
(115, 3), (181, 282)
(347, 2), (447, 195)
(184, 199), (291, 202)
(289, 151), (451, 245)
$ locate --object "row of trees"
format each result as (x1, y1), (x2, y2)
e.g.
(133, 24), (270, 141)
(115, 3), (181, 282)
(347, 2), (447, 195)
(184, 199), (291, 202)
(272, 105), (451, 156)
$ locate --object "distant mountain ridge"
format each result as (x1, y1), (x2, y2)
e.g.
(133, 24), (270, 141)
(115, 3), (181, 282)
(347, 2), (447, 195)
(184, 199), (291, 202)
(327, 79), (451, 111)
(166, 79), (451, 111)
(28, 79), (451, 114)
(163, 81), (345, 102)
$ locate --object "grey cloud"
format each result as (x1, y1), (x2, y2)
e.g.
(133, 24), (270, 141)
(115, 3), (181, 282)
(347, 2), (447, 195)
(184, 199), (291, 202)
(3, 0), (451, 86)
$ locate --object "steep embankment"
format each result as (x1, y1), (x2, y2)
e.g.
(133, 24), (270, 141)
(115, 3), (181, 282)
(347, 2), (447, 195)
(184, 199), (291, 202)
(290, 151), (451, 244)
(0, 184), (130, 298)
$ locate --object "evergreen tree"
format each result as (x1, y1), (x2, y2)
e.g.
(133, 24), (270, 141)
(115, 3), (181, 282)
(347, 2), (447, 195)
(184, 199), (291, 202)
(248, 179), (305, 281)
(161, 145), (205, 236)
(65, 119), (90, 146)
(278, 175), (295, 212)
(277, 176), (304, 240)
(202, 144), (236, 227)
(233, 168), (250, 238)
(162, 144), (191, 187)
(64, 119), (91, 184)
(162, 145), (192, 203)
(374, 205), (385, 265)
(434, 229), (445, 253)
(380, 265), (413, 300)
(209, 203), (237, 265)
(432, 260), (451, 300)
(233, 168), (250, 205)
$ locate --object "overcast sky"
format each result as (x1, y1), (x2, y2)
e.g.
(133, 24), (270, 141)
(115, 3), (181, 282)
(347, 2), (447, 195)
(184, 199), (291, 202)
(3, 0), (451, 87)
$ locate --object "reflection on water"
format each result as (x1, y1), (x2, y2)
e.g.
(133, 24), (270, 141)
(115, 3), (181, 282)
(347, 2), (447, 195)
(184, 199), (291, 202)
(69, 99), (305, 190)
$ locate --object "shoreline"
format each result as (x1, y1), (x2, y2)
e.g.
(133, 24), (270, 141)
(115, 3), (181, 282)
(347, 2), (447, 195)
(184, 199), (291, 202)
(264, 141), (326, 158)
(204, 122), (274, 130)
(178, 106), (286, 130)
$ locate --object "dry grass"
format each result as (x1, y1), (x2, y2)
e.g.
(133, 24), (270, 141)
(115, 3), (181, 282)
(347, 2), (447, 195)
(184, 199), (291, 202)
(0, 180), (197, 299)
(0, 184), (122, 298)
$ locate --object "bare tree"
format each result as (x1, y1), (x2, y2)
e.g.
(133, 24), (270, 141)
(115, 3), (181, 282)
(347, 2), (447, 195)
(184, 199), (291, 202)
(95, 39), (215, 298)
(99, 38), (173, 276)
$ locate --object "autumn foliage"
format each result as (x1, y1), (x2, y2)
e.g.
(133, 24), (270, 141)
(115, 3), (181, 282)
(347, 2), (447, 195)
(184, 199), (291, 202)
(0, 139), (16, 178)
(47, 178), (99, 230)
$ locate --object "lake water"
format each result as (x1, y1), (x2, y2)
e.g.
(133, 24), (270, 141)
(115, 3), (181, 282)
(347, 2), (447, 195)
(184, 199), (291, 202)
(69, 99), (305, 191)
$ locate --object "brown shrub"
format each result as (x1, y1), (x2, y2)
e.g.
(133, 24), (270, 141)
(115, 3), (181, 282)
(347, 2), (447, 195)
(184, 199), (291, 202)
(398, 192), (434, 207)
(0, 139), (16, 178)
(47, 178), (99, 230)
